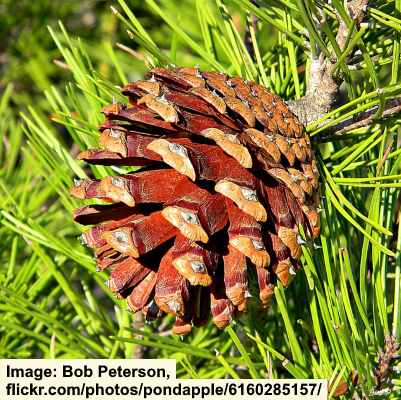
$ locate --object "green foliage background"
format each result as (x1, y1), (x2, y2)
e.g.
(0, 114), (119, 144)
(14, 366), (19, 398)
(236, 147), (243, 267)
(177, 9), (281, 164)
(1, 0), (401, 398)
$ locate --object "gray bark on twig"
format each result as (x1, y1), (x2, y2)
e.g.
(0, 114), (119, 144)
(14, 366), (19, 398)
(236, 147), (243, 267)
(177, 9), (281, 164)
(288, 0), (369, 126)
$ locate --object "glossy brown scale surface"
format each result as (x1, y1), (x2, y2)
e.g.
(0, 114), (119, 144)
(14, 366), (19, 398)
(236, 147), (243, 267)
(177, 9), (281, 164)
(71, 66), (320, 333)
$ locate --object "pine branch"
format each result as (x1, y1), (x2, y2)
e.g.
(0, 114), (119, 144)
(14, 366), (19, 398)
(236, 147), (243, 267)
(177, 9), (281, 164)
(288, 0), (369, 125)
(372, 335), (400, 394)
(326, 97), (401, 136)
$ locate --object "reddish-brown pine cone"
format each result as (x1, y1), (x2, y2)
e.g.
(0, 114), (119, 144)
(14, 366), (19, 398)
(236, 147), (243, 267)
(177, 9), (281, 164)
(71, 66), (320, 334)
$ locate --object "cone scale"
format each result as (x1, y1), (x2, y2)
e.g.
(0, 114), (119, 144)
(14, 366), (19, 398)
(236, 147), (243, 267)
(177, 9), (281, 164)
(71, 66), (320, 333)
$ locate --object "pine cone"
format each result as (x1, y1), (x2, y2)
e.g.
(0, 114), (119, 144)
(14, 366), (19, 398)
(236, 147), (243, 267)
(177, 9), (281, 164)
(71, 66), (320, 334)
